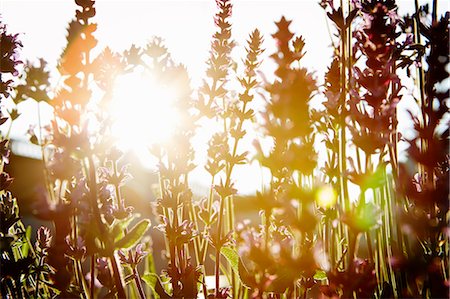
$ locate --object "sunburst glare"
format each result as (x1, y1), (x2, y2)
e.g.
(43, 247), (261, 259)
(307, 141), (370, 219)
(110, 69), (179, 153)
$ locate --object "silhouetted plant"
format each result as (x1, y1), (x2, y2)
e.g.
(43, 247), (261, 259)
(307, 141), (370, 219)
(0, 18), (55, 299)
(1, 0), (449, 298)
(396, 7), (449, 298)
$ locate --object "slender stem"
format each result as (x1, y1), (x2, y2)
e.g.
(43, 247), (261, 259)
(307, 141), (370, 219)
(14, 278), (24, 299)
(87, 156), (126, 298)
(432, 0), (437, 23)
(158, 172), (171, 259)
(215, 243), (222, 297)
(71, 195), (90, 298)
(169, 239), (180, 295)
(199, 175), (216, 263)
(302, 287), (308, 299)
(187, 198), (209, 298)
(338, 13), (351, 271)
(189, 203), (201, 266)
(339, 11), (349, 212)
(90, 254), (96, 299)
(215, 194), (227, 297)
(133, 267), (146, 299)
(34, 256), (43, 298)
(226, 196), (236, 298)
(414, 0), (427, 180)
(77, 260), (89, 299)
(110, 253), (126, 299)
(37, 103), (55, 202)
(112, 160), (123, 208)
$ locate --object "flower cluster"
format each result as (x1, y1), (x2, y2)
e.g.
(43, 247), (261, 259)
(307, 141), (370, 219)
(2, 1), (449, 299)
(396, 9), (449, 298)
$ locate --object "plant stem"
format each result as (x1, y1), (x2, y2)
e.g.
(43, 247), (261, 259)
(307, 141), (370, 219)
(133, 267), (146, 299)
(110, 253), (126, 299)
(199, 175), (216, 264)
(112, 160), (123, 208)
(413, 0), (427, 180)
(34, 256), (43, 298)
(339, 11), (349, 213)
(87, 156), (126, 298)
(215, 244), (221, 297)
(90, 254), (96, 299)
(77, 260), (90, 299)
(215, 194), (227, 297)
(37, 103), (55, 203)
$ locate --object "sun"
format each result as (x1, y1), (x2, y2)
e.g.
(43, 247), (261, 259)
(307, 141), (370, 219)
(109, 69), (179, 157)
(316, 185), (337, 208)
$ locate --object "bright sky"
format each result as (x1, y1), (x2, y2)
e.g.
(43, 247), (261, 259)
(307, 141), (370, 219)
(1, 0), (335, 86)
(1, 0), (448, 194)
(2, 0), (447, 78)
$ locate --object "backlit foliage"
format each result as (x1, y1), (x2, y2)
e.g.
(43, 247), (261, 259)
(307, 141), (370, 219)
(0, 0), (448, 298)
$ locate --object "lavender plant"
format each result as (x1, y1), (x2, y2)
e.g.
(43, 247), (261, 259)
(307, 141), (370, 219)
(0, 18), (55, 299)
(1, 0), (448, 298)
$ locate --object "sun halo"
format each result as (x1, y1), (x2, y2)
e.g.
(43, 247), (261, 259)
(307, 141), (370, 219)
(110, 69), (180, 154)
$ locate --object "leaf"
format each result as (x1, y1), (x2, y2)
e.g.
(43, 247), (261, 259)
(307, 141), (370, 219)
(21, 225), (32, 257)
(238, 258), (254, 288)
(146, 245), (157, 274)
(313, 269), (327, 281)
(221, 247), (239, 274)
(142, 272), (171, 299)
(114, 219), (150, 249)
(209, 253), (231, 279)
(217, 249), (255, 289)
(344, 9), (358, 28)
(110, 214), (138, 243)
(110, 224), (124, 243)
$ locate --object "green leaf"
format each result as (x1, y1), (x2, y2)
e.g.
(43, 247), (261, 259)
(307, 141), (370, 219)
(110, 213), (140, 243)
(21, 225), (32, 257)
(313, 269), (327, 280)
(142, 273), (170, 299)
(110, 224), (125, 243)
(219, 247), (255, 288)
(146, 246), (157, 274)
(142, 273), (159, 299)
(221, 247), (239, 274)
(114, 219), (150, 249)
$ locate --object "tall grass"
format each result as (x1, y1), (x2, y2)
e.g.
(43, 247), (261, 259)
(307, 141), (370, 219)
(0, 0), (448, 298)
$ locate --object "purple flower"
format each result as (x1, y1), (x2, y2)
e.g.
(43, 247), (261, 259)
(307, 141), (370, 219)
(36, 226), (52, 253)
(118, 243), (148, 268)
(0, 140), (10, 164)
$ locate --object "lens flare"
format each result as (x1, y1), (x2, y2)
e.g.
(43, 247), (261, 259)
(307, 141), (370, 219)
(110, 70), (179, 151)
(316, 185), (337, 208)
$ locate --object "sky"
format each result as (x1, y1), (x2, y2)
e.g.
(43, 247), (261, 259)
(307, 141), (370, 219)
(2, 0), (447, 122)
(2, 0), (447, 82)
(1, 0), (334, 87)
(1, 0), (334, 138)
(1, 0), (448, 194)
